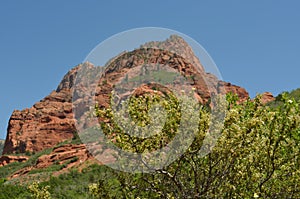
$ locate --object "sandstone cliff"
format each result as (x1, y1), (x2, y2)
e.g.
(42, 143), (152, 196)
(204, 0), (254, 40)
(2, 67), (79, 154)
(2, 35), (249, 156)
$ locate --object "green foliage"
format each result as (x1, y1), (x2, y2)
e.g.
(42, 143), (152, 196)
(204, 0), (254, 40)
(28, 182), (51, 199)
(283, 88), (300, 101)
(0, 92), (299, 198)
(0, 183), (30, 199)
(96, 91), (182, 154)
(52, 131), (82, 148)
(71, 131), (82, 144)
(269, 88), (300, 108)
(0, 161), (24, 179)
(90, 92), (300, 198)
(88, 177), (123, 198)
(0, 148), (52, 179)
(129, 70), (180, 85)
(28, 164), (64, 175)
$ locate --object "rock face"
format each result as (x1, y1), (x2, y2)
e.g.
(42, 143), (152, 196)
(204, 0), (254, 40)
(217, 82), (249, 102)
(7, 144), (95, 179)
(261, 92), (275, 104)
(35, 144), (92, 170)
(140, 35), (205, 74)
(93, 48), (249, 110)
(2, 35), (249, 156)
(2, 67), (79, 154)
(0, 155), (29, 167)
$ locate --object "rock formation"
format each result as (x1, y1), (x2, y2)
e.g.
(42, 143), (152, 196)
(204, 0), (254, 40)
(33, 144), (92, 172)
(2, 67), (79, 154)
(2, 35), (249, 157)
(0, 155), (29, 167)
(261, 92), (275, 104)
(7, 144), (95, 179)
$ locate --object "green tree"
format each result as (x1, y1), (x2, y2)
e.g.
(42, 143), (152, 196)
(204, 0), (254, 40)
(91, 92), (300, 198)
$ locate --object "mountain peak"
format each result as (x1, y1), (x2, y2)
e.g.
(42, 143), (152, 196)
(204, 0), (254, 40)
(1, 36), (248, 156)
(140, 35), (205, 73)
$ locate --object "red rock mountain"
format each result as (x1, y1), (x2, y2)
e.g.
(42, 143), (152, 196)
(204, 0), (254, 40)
(2, 35), (250, 156)
(2, 67), (78, 154)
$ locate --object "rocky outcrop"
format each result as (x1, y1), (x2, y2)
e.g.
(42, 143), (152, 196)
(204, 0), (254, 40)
(0, 155), (29, 167)
(261, 92), (275, 104)
(217, 81), (249, 102)
(141, 35), (205, 73)
(2, 67), (79, 154)
(7, 144), (96, 179)
(35, 144), (92, 170)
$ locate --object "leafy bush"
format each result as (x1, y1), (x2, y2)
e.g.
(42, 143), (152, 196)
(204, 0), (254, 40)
(28, 182), (51, 199)
(89, 92), (300, 198)
(0, 93), (299, 198)
(269, 88), (300, 108)
(96, 91), (182, 154)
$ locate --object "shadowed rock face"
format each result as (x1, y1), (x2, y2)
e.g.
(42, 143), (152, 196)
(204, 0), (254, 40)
(2, 35), (249, 155)
(0, 155), (29, 167)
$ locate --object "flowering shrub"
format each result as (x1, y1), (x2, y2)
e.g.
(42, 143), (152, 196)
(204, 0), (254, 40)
(90, 92), (300, 198)
(28, 182), (51, 199)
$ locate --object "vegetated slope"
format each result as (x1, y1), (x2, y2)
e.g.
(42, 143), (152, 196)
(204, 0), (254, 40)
(0, 137), (95, 184)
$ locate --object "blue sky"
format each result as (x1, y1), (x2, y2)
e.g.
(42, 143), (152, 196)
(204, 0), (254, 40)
(0, 1), (300, 139)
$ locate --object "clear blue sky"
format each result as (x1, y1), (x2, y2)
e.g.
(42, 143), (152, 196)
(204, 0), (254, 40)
(1, 1), (300, 139)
